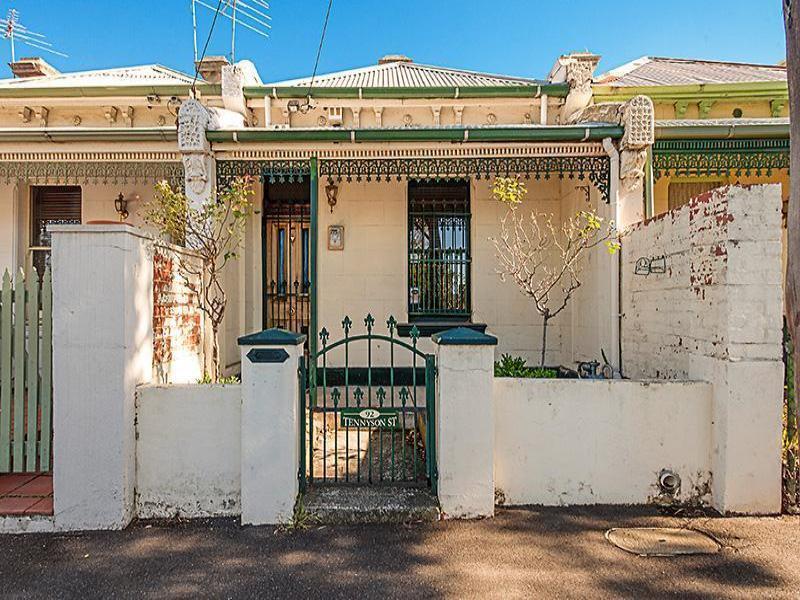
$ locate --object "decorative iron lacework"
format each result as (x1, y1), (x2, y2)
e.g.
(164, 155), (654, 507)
(318, 156), (612, 202)
(0, 161), (184, 186)
(653, 139), (789, 178)
(216, 159), (311, 190)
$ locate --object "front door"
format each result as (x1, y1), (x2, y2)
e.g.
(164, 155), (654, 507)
(263, 181), (311, 336)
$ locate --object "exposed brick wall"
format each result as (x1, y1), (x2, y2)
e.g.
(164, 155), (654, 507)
(152, 247), (204, 383)
(621, 185), (783, 379)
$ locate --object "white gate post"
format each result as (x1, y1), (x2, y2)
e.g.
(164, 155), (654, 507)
(51, 224), (153, 531)
(238, 328), (305, 525)
(432, 327), (497, 518)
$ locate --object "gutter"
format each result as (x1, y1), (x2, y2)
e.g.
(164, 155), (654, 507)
(0, 84), (221, 99)
(206, 125), (624, 144)
(0, 127), (178, 142)
(592, 81), (788, 103)
(247, 83), (570, 100)
(655, 122), (789, 140)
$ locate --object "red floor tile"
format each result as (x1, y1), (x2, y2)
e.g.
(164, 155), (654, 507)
(0, 496), (39, 515)
(25, 497), (53, 516)
(13, 474), (53, 497)
(0, 474), (37, 495)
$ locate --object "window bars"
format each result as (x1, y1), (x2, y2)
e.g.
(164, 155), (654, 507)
(408, 180), (471, 320)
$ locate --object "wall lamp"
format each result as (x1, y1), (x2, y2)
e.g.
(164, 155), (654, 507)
(115, 192), (139, 221)
(325, 180), (339, 213)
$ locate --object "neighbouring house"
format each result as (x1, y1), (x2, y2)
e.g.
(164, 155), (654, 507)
(593, 56), (789, 218)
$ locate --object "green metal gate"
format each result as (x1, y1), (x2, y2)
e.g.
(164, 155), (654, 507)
(299, 314), (437, 491)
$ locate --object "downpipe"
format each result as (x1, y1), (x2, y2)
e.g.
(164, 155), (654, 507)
(602, 137), (623, 376)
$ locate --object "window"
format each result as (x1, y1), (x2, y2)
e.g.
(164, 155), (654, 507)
(667, 180), (725, 211)
(408, 180), (471, 320)
(30, 186), (82, 276)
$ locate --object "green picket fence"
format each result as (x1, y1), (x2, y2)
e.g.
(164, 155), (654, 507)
(0, 268), (53, 474)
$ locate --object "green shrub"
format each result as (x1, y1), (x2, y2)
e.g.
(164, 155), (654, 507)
(197, 373), (240, 385)
(494, 354), (558, 379)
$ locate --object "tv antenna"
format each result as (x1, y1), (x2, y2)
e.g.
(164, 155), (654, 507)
(191, 0), (270, 63)
(1, 9), (68, 64)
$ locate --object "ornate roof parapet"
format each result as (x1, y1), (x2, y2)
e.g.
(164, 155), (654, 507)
(563, 101), (624, 126)
(178, 98), (215, 205)
(550, 53), (600, 124)
(619, 95), (654, 193)
(222, 64), (248, 118)
(566, 94), (654, 195)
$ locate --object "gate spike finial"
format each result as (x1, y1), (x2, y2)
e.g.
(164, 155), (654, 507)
(364, 313), (375, 332)
(387, 315), (397, 334)
(409, 324), (420, 342)
(399, 387), (409, 406)
(342, 315), (352, 334)
(319, 327), (329, 345)
(354, 387), (364, 406)
(331, 388), (341, 407)
(377, 387), (386, 406)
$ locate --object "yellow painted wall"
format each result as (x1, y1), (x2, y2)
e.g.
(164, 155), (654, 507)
(653, 99), (786, 121)
(653, 170), (789, 216)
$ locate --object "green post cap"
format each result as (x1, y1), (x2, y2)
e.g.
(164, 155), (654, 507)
(431, 327), (498, 346)
(237, 328), (307, 346)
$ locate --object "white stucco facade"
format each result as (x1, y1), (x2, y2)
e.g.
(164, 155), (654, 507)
(494, 378), (713, 506)
(135, 384), (242, 519)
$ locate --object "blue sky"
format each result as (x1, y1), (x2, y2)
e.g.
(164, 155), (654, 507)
(0, 1), (787, 82)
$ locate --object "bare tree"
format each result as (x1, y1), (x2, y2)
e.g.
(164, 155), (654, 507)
(784, 0), (799, 507)
(490, 177), (619, 367)
(142, 176), (254, 382)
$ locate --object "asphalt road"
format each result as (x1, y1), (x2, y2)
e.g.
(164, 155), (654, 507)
(1, 506), (799, 599)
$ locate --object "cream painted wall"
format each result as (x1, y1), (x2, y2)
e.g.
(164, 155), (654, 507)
(267, 97), (557, 130)
(0, 183), (20, 274)
(311, 176), (609, 366)
(472, 177), (564, 365)
(2, 181), (163, 275)
(560, 181), (615, 367)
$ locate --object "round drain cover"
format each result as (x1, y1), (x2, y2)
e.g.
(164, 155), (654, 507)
(605, 527), (721, 557)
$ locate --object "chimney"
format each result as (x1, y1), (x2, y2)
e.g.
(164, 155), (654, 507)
(9, 57), (60, 78)
(378, 54), (413, 65)
(194, 55), (230, 83)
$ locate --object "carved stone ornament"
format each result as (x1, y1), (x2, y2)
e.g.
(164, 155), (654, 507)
(178, 99), (211, 152)
(620, 148), (648, 194)
(564, 101), (624, 126)
(621, 95), (655, 149)
(183, 153), (209, 196)
(619, 96), (654, 193)
(559, 54), (600, 123)
(221, 64), (247, 117)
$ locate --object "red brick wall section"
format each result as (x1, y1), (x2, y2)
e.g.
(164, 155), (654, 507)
(152, 250), (202, 379)
(621, 184), (783, 379)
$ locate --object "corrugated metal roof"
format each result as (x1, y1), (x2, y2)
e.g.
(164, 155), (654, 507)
(268, 57), (544, 88)
(656, 117), (789, 127)
(597, 57), (787, 87)
(0, 65), (195, 88)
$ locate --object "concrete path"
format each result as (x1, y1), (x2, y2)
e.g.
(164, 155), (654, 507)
(1, 507), (799, 599)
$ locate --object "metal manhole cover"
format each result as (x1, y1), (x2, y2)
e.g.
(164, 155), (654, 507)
(605, 527), (721, 557)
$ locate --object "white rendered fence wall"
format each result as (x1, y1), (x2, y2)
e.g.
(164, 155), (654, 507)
(135, 384), (241, 519)
(494, 378), (713, 506)
(621, 184), (784, 513)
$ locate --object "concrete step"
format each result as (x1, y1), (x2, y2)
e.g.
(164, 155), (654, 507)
(303, 485), (440, 525)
